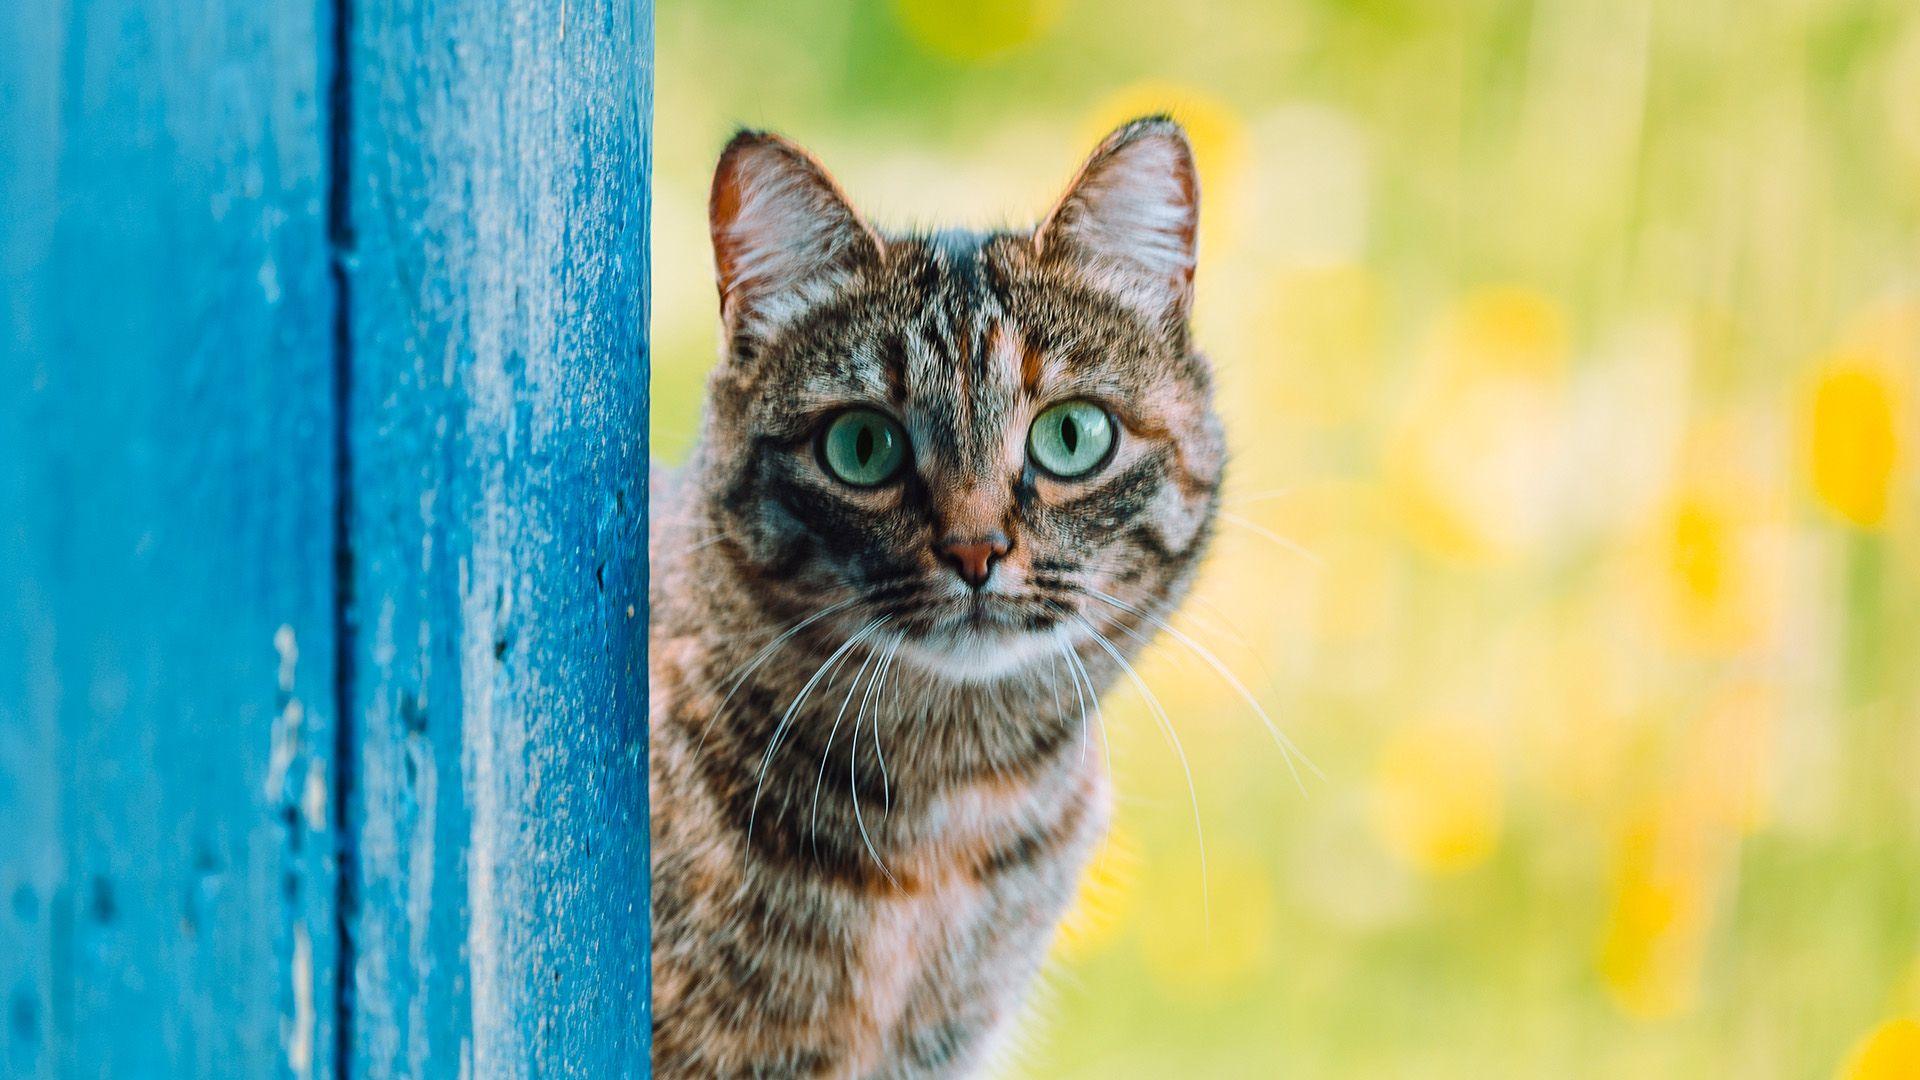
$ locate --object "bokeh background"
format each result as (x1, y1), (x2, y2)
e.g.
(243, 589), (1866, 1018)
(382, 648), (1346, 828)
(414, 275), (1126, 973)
(651, 1), (1920, 1075)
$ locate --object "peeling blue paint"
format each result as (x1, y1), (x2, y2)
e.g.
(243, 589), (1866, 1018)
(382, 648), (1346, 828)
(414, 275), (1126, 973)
(2, 0), (652, 1075)
(340, 1), (652, 1073)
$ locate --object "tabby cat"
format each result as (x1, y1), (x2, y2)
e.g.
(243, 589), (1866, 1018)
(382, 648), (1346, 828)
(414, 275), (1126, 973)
(650, 116), (1225, 1078)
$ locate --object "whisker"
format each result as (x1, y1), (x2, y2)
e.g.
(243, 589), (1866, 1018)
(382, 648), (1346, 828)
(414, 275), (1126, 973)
(868, 634), (904, 817)
(807, 627), (888, 863)
(1073, 613), (1209, 932)
(1222, 485), (1300, 507)
(1181, 593), (1254, 653)
(1063, 646), (1110, 779)
(1046, 649), (1080, 766)
(651, 529), (734, 561)
(695, 595), (865, 758)
(850, 654), (902, 890)
(749, 617), (887, 846)
(813, 626), (903, 860)
(1216, 510), (1324, 567)
(1088, 588), (1321, 790)
(1180, 592), (1295, 731)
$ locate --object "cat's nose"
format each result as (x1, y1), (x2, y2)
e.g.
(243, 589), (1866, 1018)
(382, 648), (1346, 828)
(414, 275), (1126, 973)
(936, 532), (1010, 589)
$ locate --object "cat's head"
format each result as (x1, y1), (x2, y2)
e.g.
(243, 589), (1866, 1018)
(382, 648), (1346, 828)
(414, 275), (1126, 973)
(694, 117), (1223, 681)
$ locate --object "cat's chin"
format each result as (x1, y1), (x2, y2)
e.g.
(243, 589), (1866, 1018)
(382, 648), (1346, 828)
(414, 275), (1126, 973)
(890, 623), (1072, 684)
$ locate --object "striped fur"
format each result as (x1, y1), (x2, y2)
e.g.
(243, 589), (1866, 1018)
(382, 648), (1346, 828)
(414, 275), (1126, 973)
(651, 118), (1223, 1078)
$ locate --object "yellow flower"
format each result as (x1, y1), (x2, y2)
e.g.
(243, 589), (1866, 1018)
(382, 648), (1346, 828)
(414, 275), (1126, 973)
(1050, 821), (1139, 964)
(1806, 356), (1903, 529)
(1635, 419), (1788, 655)
(1386, 286), (1571, 565)
(1596, 800), (1717, 1020)
(891, 0), (1065, 62)
(1440, 286), (1570, 380)
(1838, 1019), (1920, 1080)
(1368, 720), (1503, 874)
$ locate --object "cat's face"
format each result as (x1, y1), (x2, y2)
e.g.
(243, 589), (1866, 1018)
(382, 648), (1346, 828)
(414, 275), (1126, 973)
(695, 119), (1223, 681)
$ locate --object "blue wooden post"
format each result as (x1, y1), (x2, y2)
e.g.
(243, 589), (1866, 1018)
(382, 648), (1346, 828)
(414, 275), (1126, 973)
(339, 1), (653, 1074)
(0, 1), (342, 1075)
(1, 0), (652, 1074)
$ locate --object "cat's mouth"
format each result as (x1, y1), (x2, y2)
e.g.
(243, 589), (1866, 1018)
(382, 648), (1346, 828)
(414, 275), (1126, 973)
(883, 591), (1077, 681)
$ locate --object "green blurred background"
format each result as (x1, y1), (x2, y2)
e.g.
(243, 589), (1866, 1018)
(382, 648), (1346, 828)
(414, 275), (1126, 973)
(652, 1), (1920, 1075)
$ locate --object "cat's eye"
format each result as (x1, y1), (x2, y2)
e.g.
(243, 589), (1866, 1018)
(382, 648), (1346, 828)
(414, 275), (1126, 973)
(819, 408), (909, 487)
(1027, 400), (1115, 479)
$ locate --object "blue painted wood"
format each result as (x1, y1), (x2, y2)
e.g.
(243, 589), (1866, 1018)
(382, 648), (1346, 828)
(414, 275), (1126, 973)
(3, 0), (652, 1075)
(340, 2), (653, 1076)
(0, 0), (341, 1076)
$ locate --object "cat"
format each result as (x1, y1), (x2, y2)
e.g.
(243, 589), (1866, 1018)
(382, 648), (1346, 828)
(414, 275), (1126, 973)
(649, 115), (1224, 1078)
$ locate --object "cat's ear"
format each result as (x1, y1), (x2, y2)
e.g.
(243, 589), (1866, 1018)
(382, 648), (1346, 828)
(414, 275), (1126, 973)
(1033, 116), (1199, 326)
(709, 130), (883, 341)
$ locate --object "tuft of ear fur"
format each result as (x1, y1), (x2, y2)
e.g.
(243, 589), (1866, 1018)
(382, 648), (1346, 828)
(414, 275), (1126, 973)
(1033, 116), (1199, 327)
(709, 130), (883, 341)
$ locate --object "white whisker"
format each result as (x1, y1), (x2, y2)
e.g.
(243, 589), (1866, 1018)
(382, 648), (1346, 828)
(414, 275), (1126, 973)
(1063, 641), (1110, 779)
(806, 627), (889, 862)
(868, 635), (904, 817)
(1223, 485), (1300, 507)
(1088, 588), (1320, 790)
(814, 627), (898, 857)
(850, 658), (901, 890)
(749, 617), (887, 846)
(1047, 649), (1081, 766)
(1073, 614), (1208, 931)
(1216, 510), (1323, 567)
(695, 594), (864, 758)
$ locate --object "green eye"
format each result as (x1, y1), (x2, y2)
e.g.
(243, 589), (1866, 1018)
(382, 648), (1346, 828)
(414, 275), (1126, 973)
(1027, 400), (1115, 479)
(820, 409), (908, 486)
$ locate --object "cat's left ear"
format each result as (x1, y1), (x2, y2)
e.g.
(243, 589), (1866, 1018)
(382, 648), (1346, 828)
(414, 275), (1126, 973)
(1033, 116), (1200, 328)
(710, 130), (883, 342)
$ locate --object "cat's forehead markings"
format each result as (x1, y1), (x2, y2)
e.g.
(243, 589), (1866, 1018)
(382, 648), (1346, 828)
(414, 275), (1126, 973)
(797, 335), (891, 407)
(986, 322), (1026, 395)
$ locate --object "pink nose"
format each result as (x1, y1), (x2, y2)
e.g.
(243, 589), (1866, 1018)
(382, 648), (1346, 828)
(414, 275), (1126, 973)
(936, 533), (1010, 589)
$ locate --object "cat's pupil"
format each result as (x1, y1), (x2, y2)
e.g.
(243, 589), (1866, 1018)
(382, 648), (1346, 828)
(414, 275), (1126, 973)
(855, 425), (874, 464)
(1061, 416), (1079, 454)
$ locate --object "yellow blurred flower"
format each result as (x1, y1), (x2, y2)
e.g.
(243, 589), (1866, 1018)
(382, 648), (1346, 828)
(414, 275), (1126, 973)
(1387, 286), (1571, 564)
(1597, 799), (1719, 1020)
(1051, 821), (1140, 964)
(1368, 719), (1503, 874)
(1838, 1018), (1920, 1080)
(891, 0), (1065, 62)
(1634, 419), (1788, 655)
(1805, 355), (1904, 529)
(1442, 286), (1571, 380)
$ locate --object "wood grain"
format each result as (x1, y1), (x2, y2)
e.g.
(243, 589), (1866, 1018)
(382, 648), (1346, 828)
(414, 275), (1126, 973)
(342, 0), (653, 1074)
(1, 1), (652, 1074)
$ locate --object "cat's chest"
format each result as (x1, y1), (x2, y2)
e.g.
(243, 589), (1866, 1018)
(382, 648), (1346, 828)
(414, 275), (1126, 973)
(836, 763), (1108, 1062)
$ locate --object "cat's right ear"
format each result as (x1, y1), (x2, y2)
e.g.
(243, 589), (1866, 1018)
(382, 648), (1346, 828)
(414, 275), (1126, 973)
(709, 130), (883, 343)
